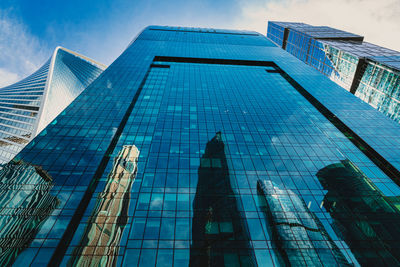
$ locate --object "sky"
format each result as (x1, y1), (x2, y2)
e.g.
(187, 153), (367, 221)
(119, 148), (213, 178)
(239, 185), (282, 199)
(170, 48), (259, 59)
(0, 0), (399, 87)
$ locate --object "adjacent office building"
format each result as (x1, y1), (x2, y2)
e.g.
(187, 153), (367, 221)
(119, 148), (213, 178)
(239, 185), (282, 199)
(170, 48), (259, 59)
(3, 26), (400, 266)
(267, 21), (400, 122)
(0, 47), (106, 165)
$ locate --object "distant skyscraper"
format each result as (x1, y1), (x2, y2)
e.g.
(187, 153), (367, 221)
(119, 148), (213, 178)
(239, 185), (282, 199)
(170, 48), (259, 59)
(267, 21), (400, 122)
(0, 47), (105, 165)
(3, 26), (400, 266)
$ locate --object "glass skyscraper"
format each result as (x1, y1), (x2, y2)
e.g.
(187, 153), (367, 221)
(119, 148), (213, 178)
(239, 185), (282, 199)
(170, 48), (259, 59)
(2, 26), (400, 266)
(0, 47), (106, 165)
(267, 21), (400, 122)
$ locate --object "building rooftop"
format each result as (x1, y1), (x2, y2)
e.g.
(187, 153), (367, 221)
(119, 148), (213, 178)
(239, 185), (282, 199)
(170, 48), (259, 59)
(269, 21), (364, 41)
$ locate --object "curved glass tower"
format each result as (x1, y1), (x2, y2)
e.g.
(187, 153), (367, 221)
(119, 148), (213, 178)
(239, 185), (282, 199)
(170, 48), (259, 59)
(0, 47), (106, 165)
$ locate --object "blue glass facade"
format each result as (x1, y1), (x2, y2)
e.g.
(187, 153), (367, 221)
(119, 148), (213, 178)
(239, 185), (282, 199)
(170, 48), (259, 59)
(3, 26), (400, 266)
(267, 21), (400, 123)
(0, 47), (105, 165)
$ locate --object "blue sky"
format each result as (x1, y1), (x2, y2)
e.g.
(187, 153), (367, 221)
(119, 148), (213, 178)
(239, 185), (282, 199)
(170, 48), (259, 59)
(0, 0), (399, 86)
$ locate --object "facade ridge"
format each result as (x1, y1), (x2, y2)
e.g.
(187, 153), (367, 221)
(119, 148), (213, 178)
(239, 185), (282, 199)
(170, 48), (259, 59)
(55, 46), (108, 70)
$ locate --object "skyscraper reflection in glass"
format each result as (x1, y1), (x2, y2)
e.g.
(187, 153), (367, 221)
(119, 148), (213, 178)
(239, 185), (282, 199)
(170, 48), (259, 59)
(0, 47), (106, 166)
(3, 26), (400, 266)
(267, 21), (400, 123)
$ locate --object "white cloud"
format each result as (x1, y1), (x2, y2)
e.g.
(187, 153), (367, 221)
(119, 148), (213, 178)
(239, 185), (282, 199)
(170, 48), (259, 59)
(0, 68), (19, 87)
(235, 0), (400, 51)
(0, 9), (50, 87)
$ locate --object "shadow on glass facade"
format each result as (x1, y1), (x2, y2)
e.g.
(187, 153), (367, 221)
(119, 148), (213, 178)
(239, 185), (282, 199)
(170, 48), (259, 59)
(0, 160), (59, 266)
(190, 131), (256, 266)
(317, 160), (400, 266)
(68, 145), (139, 266)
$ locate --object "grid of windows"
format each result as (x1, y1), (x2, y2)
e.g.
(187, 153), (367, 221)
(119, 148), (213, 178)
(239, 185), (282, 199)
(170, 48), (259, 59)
(356, 61), (400, 121)
(266, 21), (288, 47)
(2, 26), (400, 266)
